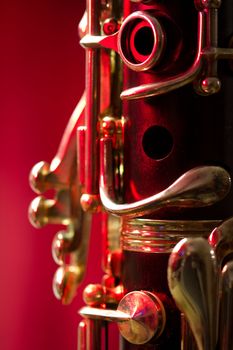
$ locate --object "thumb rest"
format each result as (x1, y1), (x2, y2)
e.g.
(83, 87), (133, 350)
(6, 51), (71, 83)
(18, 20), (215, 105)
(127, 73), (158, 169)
(29, 0), (233, 349)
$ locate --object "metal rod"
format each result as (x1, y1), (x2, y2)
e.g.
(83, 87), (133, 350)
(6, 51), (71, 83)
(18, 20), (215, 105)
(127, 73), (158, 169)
(85, 0), (100, 195)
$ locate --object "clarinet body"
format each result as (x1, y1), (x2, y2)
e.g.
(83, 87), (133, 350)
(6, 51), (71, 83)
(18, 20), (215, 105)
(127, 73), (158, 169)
(29, 0), (233, 349)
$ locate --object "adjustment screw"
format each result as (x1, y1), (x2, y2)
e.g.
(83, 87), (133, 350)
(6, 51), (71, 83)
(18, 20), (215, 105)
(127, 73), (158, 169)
(83, 284), (105, 306)
(101, 116), (116, 137)
(80, 193), (101, 213)
(103, 18), (119, 35)
(201, 77), (221, 94)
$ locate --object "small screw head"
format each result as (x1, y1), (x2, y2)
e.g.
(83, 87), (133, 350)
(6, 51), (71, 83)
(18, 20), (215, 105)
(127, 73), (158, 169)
(80, 193), (101, 213)
(201, 77), (221, 94)
(29, 161), (50, 194)
(83, 284), (105, 306)
(101, 116), (116, 137)
(103, 18), (119, 35)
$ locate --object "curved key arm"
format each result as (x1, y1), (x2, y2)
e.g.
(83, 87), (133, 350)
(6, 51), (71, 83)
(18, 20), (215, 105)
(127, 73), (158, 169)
(99, 137), (231, 218)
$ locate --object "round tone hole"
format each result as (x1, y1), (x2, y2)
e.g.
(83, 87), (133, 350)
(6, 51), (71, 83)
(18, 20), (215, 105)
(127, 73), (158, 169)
(134, 26), (154, 56)
(118, 11), (165, 71)
(142, 125), (173, 160)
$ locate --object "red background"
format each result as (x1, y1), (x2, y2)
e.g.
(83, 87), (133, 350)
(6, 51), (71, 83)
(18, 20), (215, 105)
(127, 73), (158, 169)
(0, 1), (103, 349)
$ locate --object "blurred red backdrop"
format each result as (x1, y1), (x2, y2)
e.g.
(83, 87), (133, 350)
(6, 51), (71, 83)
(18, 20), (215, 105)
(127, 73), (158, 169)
(0, 1), (103, 349)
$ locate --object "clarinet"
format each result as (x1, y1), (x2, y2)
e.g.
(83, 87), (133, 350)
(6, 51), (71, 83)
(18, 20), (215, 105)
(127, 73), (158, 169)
(29, 0), (233, 349)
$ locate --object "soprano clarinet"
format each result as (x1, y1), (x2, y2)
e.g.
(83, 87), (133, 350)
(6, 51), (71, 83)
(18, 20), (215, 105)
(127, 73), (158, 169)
(29, 0), (233, 349)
